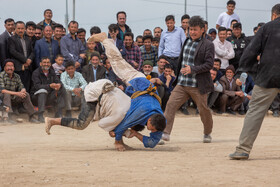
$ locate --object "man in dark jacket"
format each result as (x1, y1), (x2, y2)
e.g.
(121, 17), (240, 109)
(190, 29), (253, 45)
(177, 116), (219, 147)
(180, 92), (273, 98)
(229, 4), (280, 160)
(8, 21), (34, 92)
(226, 22), (250, 70)
(162, 16), (214, 143)
(31, 57), (66, 122)
(116, 11), (132, 41)
(37, 9), (57, 29)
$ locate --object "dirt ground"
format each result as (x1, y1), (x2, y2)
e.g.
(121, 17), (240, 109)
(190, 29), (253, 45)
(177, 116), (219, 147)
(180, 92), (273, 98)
(1, 111), (280, 187)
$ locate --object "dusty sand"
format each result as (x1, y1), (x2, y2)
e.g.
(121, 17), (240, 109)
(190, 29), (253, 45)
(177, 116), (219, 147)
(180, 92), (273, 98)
(1, 111), (280, 187)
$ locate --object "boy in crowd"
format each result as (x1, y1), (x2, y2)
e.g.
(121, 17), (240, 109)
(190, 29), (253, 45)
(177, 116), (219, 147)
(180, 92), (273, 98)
(213, 58), (224, 81)
(152, 37), (160, 49)
(140, 35), (158, 65)
(52, 54), (65, 78)
(152, 55), (170, 77)
(135, 35), (143, 47)
(208, 68), (223, 109)
(84, 38), (97, 66)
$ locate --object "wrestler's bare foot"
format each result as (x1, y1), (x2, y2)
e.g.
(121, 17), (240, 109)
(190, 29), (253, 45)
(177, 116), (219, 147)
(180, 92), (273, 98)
(45, 117), (52, 135)
(109, 131), (116, 137)
(89, 32), (107, 43)
(114, 140), (126, 151)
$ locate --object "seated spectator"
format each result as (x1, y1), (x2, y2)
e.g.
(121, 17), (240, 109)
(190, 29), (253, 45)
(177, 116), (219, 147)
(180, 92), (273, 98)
(82, 52), (106, 83)
(152, 37), (160, 49)
(218, 65), (244, 115)
(35, 25), (43, 40)
(37, 9), (57, 28)
(77, 28), (87, 49)
(208, 68), (223, 109)
(213, 58), (224, 81)
(213, 27), (235, 73)
(135, 35), (143, 47)
(140, 35), (158, 66)
(142, 60), (158, 78)
(159, 64), (175, 111)
(34, 25), (60, 67)
(108, 24), (126, 57)
(52, 54), (65, 78)
(90, 26), (105, 59)
(31, 57), (67, 122)
(0, 59), (39, 123)
(61, 62), (87, 117)
(84, 38), (97, 66)
(124, 32), (142, 70)
(152, 55), (171, 77)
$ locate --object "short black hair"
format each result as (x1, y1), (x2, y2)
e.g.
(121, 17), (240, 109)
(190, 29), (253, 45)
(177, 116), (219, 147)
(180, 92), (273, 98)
(53, 24), (63, 30)
(65, 61), (75, 69)
(142, 35), (153, 42)
(56, 54), (64, 59)
(214, 58), (221, 65)
(253, 26), (258, 32)
(272, 4), (280, 16)
(90, 51), (101, 60)
(164, 63), (172, 70)
(189, 16), (205, 28)
(131, 125), (145, 132)
(3, 59), (15, 67)
(233, 23), (242, 29)
(124, 32), (134, 40)
(36, 25), (43, 31)
(90, 26), (101, 35)
(116, 11), (127, 19)
(181, 14), (190, 21)
(257, 22), (265, 27)
(68, 20), (79, 28)
(158, 55), (168, 62)
(226, 28), (232, 32)
(150, 113), (166, 132)
(77, 28), (86, 34)
(108, 24), (118, 32)
(218, 26), (227, 33)
(15, 21), (25, 27)
(44, 9), (52, 15)
(41, 56), (50, 62)
(26, 21), (36, 29)
(227, 0), (236, 6)
(4, 18), (14, 24)
(152, 37), (160, 42)
(211, 67), (218, 72)
(165, 15), (175, 22)
(154, 27), (163, 32)
(231, 19), (238, 24)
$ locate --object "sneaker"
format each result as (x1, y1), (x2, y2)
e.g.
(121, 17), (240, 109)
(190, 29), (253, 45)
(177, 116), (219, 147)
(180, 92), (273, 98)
(238, 110), (246, 115)
(161, 133), (170, 141)
(226, 108), (236, 115)
(203, 134), (212, 143)
(272, 110), (279, 117)
(229, 152), (249, 160)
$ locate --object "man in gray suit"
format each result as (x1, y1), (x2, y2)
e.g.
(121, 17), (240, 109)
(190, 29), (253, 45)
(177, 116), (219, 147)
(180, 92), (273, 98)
(0, 18), (15, 69)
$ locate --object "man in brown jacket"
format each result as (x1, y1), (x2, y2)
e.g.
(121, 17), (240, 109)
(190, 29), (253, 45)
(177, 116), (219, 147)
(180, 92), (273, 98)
(162, 16), (214, 143)
(218, 65), (244, 115)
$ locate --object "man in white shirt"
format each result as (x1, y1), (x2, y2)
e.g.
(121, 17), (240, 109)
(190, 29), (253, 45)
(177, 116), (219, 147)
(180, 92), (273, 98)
(213, 27), (235, 72)
(216, 0), (240, 29)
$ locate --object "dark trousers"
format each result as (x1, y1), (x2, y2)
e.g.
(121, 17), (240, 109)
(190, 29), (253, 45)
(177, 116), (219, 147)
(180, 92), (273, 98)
(270, 93), (280, 111)
(208, 91), (220, 108)
(1, 93), (35, 116)
(16, 70), (32, 93)
(32, 88), (66, 114)
(219, 94), (244, 113)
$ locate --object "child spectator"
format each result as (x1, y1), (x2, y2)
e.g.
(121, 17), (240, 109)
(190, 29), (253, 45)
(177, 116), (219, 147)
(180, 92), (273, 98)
(213, 58), (224, 81)
(84, 39), (97, 66)
(152, 37), (160, 49)
(52, 54), (65, 78)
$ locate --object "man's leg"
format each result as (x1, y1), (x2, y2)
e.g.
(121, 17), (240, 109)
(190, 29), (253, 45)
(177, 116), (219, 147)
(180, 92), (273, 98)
(90, 33), (145, 85)
(164, 85), (190, 138)
(219, 94), (228, 113)
(208, 91), (220, 108)
(230, 86), (279, 159)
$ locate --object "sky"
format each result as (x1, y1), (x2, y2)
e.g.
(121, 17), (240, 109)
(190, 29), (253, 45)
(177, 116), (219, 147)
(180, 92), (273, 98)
(0, 0), (278, 38)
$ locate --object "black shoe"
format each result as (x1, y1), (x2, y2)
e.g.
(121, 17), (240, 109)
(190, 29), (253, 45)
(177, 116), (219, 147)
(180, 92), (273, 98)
(38, 113), (45, 123)
(272, 110), (279, 117)
(66, 110), (72, 118)
(13, 108), (20, 116)
(195, 108), (199, 115)
(180, 107), (189, 115)
(18, 107), (27, 114)
(229, 152), (249, 160)
(226, 108), (236, 115)
(238, 110), (246, 115)
(216, 110), (224, 114)
(54, 111), (62, 118)
(29, 117), (40, 124)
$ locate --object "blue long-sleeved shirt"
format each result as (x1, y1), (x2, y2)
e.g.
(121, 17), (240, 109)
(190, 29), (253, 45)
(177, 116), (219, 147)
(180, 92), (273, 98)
(158, 26), (186, 57)
(113, 78), (164, 148)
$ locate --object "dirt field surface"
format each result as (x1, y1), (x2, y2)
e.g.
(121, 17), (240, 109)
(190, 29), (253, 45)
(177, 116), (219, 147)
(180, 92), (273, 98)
(1, 111), (280, 187)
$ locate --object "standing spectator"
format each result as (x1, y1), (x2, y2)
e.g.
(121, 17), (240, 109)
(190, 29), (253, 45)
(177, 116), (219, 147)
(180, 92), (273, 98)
(124, 32), (142, 70)
(90, 26), (105, 59)
(34, 26), (60, 67)
(108, 24), (126, 57)
(158, 15), (186, 75)
(31, 57), (67, 122)
(140, 35), (158, 65)
(270, 94), (280, 117)
(226, 23), (250, 70)
(116, 11), (132, 41)
(208, 28), (217, 41)
(37, 9), (57, 28)
(25, 21), (37, 47)
(0, 18), (15, 69)
(60, 21), (86, 72)
(216, 0), (240, 29)
(213, 27), (235, 73)
(53, 24), (63, 46)
(143, 29), (152, 36)
(35, 25), (43, 40)
(181, 14), (190, 35)
(0, 59), (39, 123)
(218, 65), (244, 114)
(82, 52), (106, 83)
(61, 62), (87, 117)
(77, 28), (87, 49)
(135, 35), (143, 47)
(153, 27), (162, 38)
(8, 21), (34, 92)
(162, 16), (214, 143)
(152, 37), (160, 49)
(208, 68), (223, 109)
(226, 28), (232, 38)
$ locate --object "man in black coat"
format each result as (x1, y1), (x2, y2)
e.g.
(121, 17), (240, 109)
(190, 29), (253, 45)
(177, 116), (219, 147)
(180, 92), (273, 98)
(229, 4), (280, 160)
(162, 16), (214, 143)
(8, 21), (34, 92)
(0, 18), (15, 69)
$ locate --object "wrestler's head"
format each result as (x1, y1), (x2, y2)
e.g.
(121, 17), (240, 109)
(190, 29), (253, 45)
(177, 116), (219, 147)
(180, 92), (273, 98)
(147, 113), (166, 132)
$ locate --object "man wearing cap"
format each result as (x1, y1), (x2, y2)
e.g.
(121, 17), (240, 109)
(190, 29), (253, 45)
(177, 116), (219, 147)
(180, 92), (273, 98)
(218, 65), (244, 114)
(0, 59), (39, 123)
(208, 28), (217, 41)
